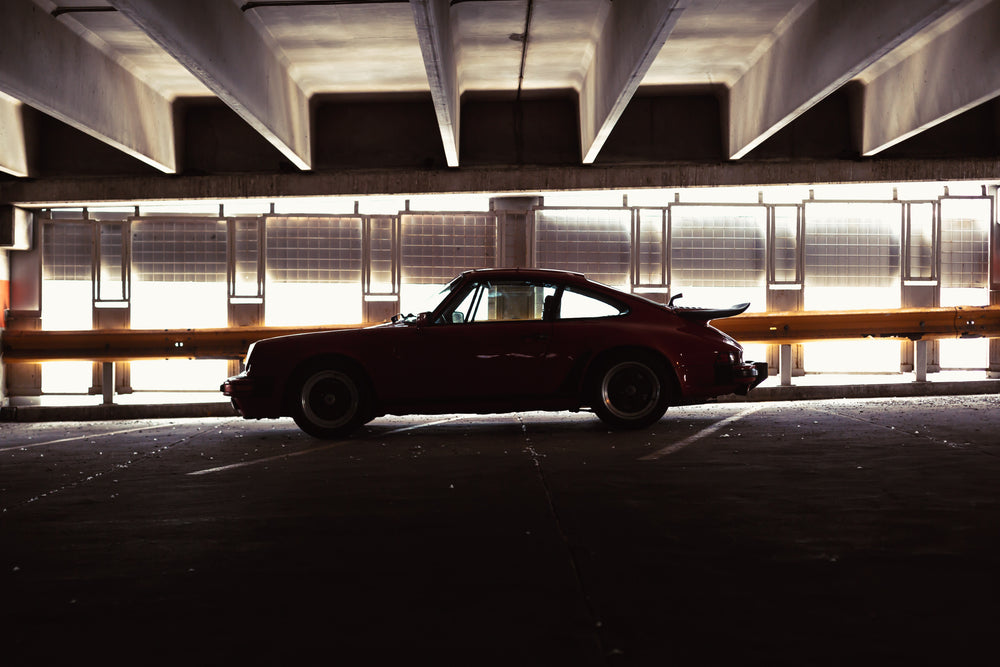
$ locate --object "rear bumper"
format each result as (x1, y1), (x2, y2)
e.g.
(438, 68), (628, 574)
(718, 361), (768, 396)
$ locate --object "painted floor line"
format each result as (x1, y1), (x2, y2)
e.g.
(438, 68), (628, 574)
(186, 415), (467, 476)
(639, 404), (764, 461)
(0, 424), (169, 453)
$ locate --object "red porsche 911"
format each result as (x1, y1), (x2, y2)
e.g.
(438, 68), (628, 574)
(221, 268), (767, 438)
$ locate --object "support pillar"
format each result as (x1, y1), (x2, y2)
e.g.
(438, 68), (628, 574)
(766, 288), (804, 380)
(102, 362), (114, 405)
(901, 282), (939, 373)
(989, 185), (1000, 378)
(779, 343), (793, 387)
(914, 339), (928, 382)
(492, 196), (542, 268)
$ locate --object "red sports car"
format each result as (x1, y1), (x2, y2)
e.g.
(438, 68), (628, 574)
(222, 268), (766, 438)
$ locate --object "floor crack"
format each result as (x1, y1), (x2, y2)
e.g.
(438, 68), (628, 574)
(517, 414), (612, 664)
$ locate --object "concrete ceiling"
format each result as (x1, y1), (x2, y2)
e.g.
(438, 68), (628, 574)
(1, 0), (998, 205)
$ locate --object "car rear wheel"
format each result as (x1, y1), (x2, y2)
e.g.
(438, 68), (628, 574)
(291, 365), (371, 439)
(591, 355), (671, 430)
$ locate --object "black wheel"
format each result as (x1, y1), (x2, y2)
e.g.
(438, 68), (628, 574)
(590, 355), (671, 430)
(291, 365), (371, 439)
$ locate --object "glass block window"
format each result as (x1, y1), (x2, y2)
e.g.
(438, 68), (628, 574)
(42, 221), (92, 281)
(771, 206), (799, 283)
(232, 218), (262, 297)
(940, 198), (989, 289)
(906, 203), (935, 281)
(534, 209), (631, 287)
(132, 219), (227, 283)
(265, 216), (363, 283)
(670, 205), (765, 288)
(367, 216), (397, 295)
(401, 213), (497, 285)
(98, 222), (126, 301)
(635, 208), (666, 286)
(804, 202), (901, 288)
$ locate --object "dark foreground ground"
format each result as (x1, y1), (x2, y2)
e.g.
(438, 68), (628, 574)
(2, 395), (999, 666)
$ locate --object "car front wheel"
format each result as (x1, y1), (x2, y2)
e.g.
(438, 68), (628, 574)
(291, 365), (370, 439)
(591, 356), (671, 430)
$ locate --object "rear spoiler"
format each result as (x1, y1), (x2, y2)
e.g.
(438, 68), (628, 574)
(671, 300), (751, 323)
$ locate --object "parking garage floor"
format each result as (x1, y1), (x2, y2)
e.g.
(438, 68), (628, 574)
(2, 395), (999, 665)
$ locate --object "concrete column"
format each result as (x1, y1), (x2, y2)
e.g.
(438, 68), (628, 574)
(989, 185), (1000, 378)
(1, 248), (8, 405)
(492, 196), (542, 268)
(779, 343), (793, 387)
(102, 362), (115, 405)
(900, 283), (940, 373)
(91, 305), (132, 396)
(990, 289), (1000, 378)
(5, 217), (41, 397)
(914, 339), (928, 382)
(766, 287), (804, 379)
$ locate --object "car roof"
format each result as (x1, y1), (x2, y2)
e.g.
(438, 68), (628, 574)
(461, 267), (589, 284)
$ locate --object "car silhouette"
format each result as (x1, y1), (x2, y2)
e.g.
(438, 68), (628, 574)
(222, 268), (766, 438)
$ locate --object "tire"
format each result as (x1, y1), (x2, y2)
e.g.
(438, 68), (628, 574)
(291, 364), (371, 439)
(590, 355), (671, 430)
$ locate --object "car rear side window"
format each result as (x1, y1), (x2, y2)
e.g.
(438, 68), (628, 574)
(559, 287), (627, 319)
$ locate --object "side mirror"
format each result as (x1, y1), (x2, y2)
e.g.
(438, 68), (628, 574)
(452, 312), (465, 324)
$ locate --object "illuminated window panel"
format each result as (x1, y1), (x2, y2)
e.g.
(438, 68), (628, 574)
(941, 198), (990, 289)
(400, 213), (497, 314)
(41, 221), (93, 393)
(534, 209), (631, 288)
(265, 216), (364, 325)
(131, 220), (229, 391)
(671, 206), (766, 289)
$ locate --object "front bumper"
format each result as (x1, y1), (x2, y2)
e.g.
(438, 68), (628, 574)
(221, 372), (279, 418)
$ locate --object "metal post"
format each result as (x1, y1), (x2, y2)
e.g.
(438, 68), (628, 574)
(102, 362), (114, 404)
(780, 343), (792, 386)
(914, 339), (928, 382)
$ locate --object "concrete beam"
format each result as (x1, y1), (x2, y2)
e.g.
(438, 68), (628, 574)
(109, 0), (311, 170)
(579, 0), (683, 164)
(410, 0), (460, 167)
(0, 93), (29, 177)
(3, 157), (999, 207)
(863, 0), (1000, 155)
(728, 0), (958, 159)
(0, 0), (176, 173)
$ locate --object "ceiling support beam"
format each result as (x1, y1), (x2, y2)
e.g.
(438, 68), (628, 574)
(728, 0), (959, 160)
(410, 0), (460, 167)
(109, 0), (312, 170)
(0, 94), (30, 177)
(4, 158), (997, 207)
(579, 0), (683, 164)
(862, 0), (1000, 155)
(0, 0), (176, 173)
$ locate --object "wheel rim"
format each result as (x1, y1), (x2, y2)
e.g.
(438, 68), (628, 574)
(300, 370), (360, 429)
(601, 361), (661, 420)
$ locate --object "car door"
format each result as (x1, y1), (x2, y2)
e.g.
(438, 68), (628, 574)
(390, 280), (558, 402)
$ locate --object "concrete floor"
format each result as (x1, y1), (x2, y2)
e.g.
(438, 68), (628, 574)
(2, 395), (999, 665)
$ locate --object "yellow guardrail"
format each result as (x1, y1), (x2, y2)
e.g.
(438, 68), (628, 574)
(2, 305), (999, 363)
(715, 305), (1000, 345)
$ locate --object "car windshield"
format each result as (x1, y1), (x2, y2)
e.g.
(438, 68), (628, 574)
(393, 277), (462, 323)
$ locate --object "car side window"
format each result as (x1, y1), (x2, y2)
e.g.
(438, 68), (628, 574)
(559, 287), (626, 320)
(445, 281), (557, 323)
